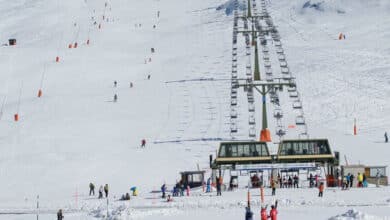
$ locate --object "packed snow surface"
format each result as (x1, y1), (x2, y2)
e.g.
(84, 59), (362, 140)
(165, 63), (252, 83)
(0, 0), (390, 219)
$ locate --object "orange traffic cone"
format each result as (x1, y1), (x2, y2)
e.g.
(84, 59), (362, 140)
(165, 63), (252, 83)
(38, 89), (42, 98)
(56, 56), (60, 62)
(260, 129), (271, 142)
(14, 114), (19, 122)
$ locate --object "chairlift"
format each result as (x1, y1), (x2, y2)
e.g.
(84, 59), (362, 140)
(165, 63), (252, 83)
(231, 89), (237, 94)
(230, 109), (238, 119)
(265, 68), (272, 75)
(281, 67), (289, 74)
(249, 128), (256, 138)
(287, 86), (296, 92)
(276, 47), (284, 54)
(231, 92), (237, 99)
(275, 41), (281, 46)
(295, 115), (305, 125)
(248, 103), (255, 112)
(262, 47), (269, 53)
(276, 127), (286, 137)
(230, 124), (238, 133)
(264, 61), (271, 68)
(280, 61), (287, 67)
(278, 54), (285, 60)
(274, 108), (283, 119)
(263, 54), (270, 61)
(231, 98), (237, 106)
(292, 101), (302, 109)
(249, 115), (255, 125)
(289, 91), (298, 98)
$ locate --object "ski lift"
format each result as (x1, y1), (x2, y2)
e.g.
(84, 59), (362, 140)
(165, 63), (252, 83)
(295, 115), (305, 125)
(287, 86), (296, 92)
(280, 61), (287, 68)
(264, 61), (271, 68)
(231, 89), (237, 95)
(278, 54), (285, 61)
(263, 54), (270, 61)
(275, 41), (281, 46)
(231, 98), (237, 106)
(262, 47), (269, 53)
(232, 57), (237, 62)
(281, 67), (289, 74)
(292, 101), (302, 109)
(274, 108), (283, 119)
(249, 128), (256, 138)
(230, 123), (238, 133)
(248, 103), (255, 112)
(266, 78), (273, 82)
(231, 92), (237, 99)
(276, 127), (286, 137)
(230, 109), (238, 119)
(289, 91), (299, 98)
(276, 47), (284, 54)
(249, 115), (255, 125)
(265, 68), (272, 75)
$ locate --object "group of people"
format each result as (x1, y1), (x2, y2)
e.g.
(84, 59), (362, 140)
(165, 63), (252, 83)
(246, 203), (278, 220)
(342, 172), (367, 189)
(277, 174), (299, 188)
(89, 183), (109, 199)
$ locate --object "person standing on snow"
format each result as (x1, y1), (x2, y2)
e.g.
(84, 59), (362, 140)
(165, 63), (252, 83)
(57, 209), (64, 220)
(260, 206), (268, 220)
(104, 184), (109, 198)
(113, 94), (118, 102)
(293, 175), (299, 188)
(271, 179), (276, 196)
(161, 183), (166, 198)
(89, 182), (95, 196)
(206, 177), (211, 193)
(385, 132), (388, 143)
(114, 81), (117, 87)
(357, 173), (363, 187)
(318, 182), (324, 197)
(349, 173), (354, 188)
(98, 185), (103, 199)
(269, 205), (278, 220)
(245, 206), (253, 220)
(216, 176), (222, 196)
(141, 139), (146, 148)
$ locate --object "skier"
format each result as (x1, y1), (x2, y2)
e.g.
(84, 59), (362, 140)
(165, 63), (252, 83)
(350, 173), (354, 187)
(89, 182), (95, 196)
(114, 81), (117, 87)
(216, 176), (222, 196)
(357, 172), (363, 187)
(309, 173), (314, 188)
(113, 94), (118, 102)
(362, 173), (367, 187)
(318, 182), (324, 197)
(141, 139), (146, 148)
(293, 175), (299, 188)
(147, 74), (151, 80)
(161, 183), (166, 198)
(157, 11), (160, 18)
(129, 82), (133, 88)
(385, 132), (388, 143)
(186, 185), (190, 196)
(269, 205), (278, 220)
(206, 177), (211, 193)
(260, 206), (268, 220)
(104, 184), (109, 198)
(245, 206), (253, 220)
(98, 185), (103, 199)
(57, 209), (64, 220)
(271, 179), (276, 196)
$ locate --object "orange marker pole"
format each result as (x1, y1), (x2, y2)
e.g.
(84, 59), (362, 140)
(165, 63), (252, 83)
(260, 186), (264, 204)
(353, 118), (357, 135)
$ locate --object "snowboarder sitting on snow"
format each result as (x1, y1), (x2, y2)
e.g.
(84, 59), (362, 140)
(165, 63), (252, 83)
(57, 209), (64, 220)
(89, 182), (95, 196)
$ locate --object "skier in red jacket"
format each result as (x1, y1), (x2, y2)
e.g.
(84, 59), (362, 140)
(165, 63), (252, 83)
(269, 205), (277, 220)
(260, 206), (267, 220)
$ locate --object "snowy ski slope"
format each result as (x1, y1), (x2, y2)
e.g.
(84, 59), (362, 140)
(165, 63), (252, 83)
(0, 0), (389, 219)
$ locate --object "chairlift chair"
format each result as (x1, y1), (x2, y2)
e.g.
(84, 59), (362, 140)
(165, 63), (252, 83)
(289, 91), (298, 98)
(230, 124), (238, 133)
(249, 115), (255, 125)
(230, 109), (238, 119)
(292, 100), (302, 109)
(287, 86), (296, 92)
(249, 128), (256, 138)
(280, 61), (287, 67)
(231, 98), (238, 106)
(276, 128), (286, 137)
(281, 67), (289, 74)
(264, 61), (271, 68)
(295, 115), (305, 125)
(274, 108), (283, 119)
(248, 103), (255, 112)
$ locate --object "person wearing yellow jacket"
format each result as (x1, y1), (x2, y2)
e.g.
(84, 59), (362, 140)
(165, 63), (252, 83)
(357, 173), (363, 187)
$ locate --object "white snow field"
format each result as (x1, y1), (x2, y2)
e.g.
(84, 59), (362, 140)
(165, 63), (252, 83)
(0, 0), (390, 219)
